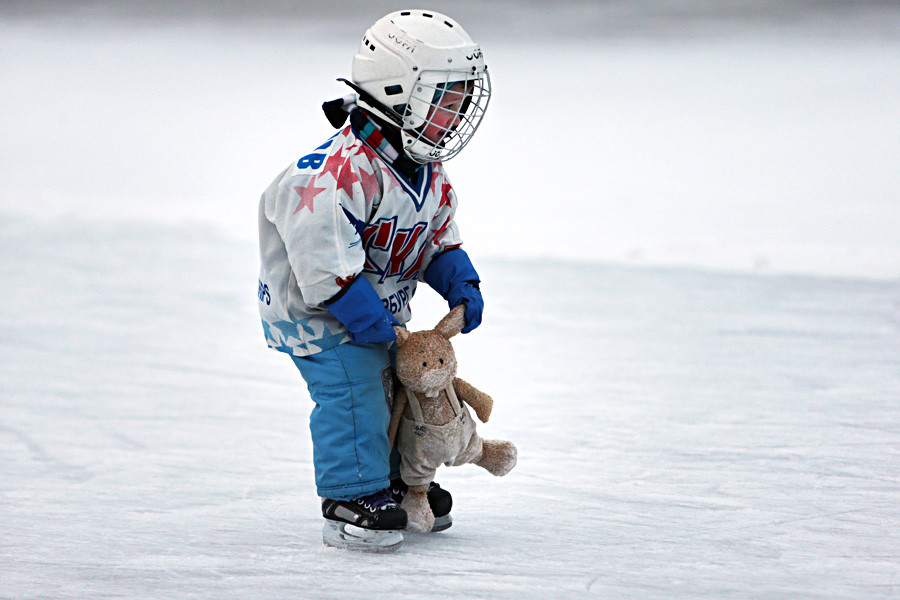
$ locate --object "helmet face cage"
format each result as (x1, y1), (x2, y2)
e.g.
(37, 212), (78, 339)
(400, 68), (491, 163)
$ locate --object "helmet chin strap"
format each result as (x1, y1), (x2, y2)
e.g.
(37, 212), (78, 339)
(338, 78), (405, 127)
(338, 77), (441, 164)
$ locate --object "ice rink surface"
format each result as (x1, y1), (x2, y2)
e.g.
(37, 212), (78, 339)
(2, 2), (899, 598)
(2, 218), (897, 599)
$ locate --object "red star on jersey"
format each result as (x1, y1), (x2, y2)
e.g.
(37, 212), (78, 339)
(354, 142), (378, 162)
(431, 215), (452, 245)
(336, 162), (356, 199)
(292, 178), (327, 214)
(358, 164), (381, 201)
(352, 143), (393, 199)
(438, 180), (454, 210)
(429, 173), (439, 196)
(320, 147), (346, 183)
(383, 170), (403, 196)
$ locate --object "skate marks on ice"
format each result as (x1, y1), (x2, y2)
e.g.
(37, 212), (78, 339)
(2, 217), (899, 599)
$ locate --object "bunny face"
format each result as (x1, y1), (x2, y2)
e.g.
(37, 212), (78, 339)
(393, 306), (465, 397)
(395, 331), (457, 397)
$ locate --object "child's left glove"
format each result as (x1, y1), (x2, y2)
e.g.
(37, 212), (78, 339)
(424, 248), (483, 334)
(447, 280), (483, 334)
(325, 276), (399, 344)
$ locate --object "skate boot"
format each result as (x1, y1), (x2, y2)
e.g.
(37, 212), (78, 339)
(321, 488), (407, 552)
(390, 479), (453, 532)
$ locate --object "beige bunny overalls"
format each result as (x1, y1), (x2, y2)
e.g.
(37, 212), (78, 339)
(396, 384), (483, 487)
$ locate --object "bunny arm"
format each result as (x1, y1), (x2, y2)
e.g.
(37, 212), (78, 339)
(453, 377), (493, 423)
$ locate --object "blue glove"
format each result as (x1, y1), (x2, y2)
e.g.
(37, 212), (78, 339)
(325, 276), (398, 344)
(448, 281), (483, 334)
(423, 248), (483, 334)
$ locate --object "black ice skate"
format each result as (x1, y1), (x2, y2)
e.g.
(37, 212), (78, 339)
(390, 479), (453, 532)
(321, 489), (407, 552)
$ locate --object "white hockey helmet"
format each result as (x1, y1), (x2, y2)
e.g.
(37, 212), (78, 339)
(348, 9), (491, 163)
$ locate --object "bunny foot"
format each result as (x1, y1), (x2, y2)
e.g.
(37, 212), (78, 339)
(476, 440), (517, 476)
(400, 484), (435, 533)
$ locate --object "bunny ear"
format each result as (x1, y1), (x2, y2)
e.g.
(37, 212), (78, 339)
(435, 305), (466, 339)
(394, 326), (410, 346)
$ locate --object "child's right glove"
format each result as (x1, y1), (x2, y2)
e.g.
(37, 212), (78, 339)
(325, 275), (398, 344)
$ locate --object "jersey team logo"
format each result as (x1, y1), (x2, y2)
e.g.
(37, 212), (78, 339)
(361, 217), (428, 283)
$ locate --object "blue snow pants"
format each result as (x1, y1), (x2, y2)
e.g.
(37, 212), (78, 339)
(291, 342), (399, 501)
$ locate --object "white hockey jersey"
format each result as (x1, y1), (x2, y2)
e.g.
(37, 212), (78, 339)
(258, 111), (464, 357)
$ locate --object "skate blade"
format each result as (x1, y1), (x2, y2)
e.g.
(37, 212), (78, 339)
(322, 519), (403, 552)
(431, 514), (453, 533)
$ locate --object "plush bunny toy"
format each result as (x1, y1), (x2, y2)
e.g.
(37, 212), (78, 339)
(388, 305), (517, 533)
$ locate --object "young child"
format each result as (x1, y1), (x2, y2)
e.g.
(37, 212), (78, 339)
(257, 10), (491, 551)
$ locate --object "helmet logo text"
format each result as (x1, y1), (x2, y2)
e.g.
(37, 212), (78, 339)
(466, 49), (482, 60)
(387, 33), (416, 54)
